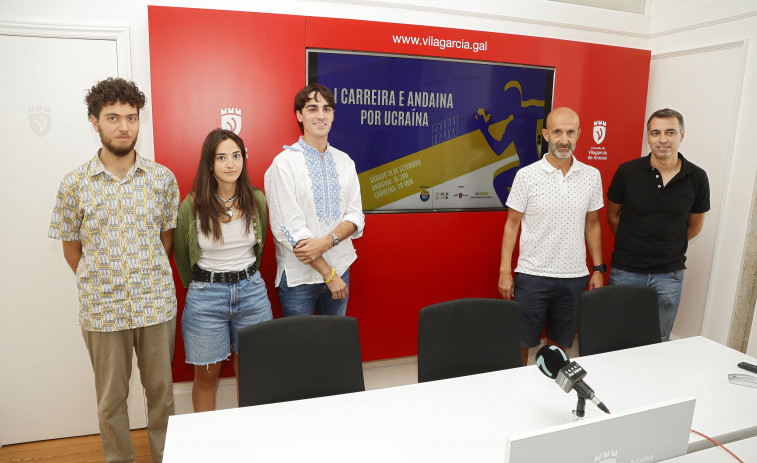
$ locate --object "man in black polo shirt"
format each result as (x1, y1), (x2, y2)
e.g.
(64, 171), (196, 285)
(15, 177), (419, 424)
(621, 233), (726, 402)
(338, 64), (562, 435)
(606, 108), (710, 341)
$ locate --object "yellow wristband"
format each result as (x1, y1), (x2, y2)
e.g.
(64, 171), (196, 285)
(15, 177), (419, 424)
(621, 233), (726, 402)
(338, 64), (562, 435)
(324, 268), (335, 284)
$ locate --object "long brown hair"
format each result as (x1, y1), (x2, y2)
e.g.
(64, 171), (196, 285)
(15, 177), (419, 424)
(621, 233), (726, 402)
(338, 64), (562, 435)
(192, 128), (260, 242)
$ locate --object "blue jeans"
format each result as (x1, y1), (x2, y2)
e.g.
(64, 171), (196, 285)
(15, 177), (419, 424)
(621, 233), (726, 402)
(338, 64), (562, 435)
(278, 270), (350, 317)
(608, 268), (684, 342)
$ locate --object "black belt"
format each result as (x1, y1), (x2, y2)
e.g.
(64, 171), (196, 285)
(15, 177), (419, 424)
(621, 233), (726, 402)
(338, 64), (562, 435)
(193, 264), (257, 283)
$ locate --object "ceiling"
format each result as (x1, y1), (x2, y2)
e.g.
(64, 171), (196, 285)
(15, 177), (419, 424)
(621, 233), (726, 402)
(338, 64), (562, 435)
(546, 0), (648, 15)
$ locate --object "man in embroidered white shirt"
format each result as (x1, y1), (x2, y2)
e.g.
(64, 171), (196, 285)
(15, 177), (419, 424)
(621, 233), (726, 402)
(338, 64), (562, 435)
(498, 107), (605, 365)
(265, 83), (365, 316)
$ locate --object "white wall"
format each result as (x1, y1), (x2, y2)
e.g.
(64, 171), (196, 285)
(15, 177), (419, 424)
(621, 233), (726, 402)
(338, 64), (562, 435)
(750, 299), (757, 357)
(648, 0), (757, 345)
(646, 43), (746, 340)
(0, 27), (152, 445)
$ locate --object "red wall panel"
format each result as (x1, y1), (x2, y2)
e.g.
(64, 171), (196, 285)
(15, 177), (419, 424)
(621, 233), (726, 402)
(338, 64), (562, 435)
(149, 7), (650, 382)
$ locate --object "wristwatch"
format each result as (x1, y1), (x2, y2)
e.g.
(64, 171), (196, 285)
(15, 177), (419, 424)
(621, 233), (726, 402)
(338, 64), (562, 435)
(330, 232), (339, 247)
(593, 263), (608, 273)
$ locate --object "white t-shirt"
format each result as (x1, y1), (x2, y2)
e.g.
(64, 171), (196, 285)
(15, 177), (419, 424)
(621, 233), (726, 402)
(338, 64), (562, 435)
(506, 154), (603, 278)
(196, 218), (256, 272)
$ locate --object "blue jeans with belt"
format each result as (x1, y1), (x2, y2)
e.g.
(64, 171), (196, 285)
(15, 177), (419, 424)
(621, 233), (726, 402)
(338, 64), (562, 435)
(278, 269), (350, 317)
(608, 267), (685, 342)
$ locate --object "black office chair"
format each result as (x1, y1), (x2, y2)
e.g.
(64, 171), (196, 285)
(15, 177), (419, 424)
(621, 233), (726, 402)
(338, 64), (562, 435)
(578, 285), (661, 356)
(417, 298), (522, 383)
(237, 315), (365, 407)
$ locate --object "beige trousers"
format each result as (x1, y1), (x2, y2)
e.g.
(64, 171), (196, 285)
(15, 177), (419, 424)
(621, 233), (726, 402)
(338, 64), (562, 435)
(81, 318), (176, 463)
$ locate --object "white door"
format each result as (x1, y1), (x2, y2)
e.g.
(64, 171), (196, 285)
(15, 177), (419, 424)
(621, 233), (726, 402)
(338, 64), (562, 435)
(646, 43), (744, 340)
(0, 28), (147, 445)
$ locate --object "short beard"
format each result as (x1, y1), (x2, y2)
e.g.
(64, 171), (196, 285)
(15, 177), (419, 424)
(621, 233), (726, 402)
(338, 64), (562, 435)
(100, 134), (137, 157)
(550, 143), (574, 159)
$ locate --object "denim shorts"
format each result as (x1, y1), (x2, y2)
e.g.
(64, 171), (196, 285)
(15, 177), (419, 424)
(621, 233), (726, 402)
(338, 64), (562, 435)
(514, 272), (590, 348)
(182, 270), (272, 365)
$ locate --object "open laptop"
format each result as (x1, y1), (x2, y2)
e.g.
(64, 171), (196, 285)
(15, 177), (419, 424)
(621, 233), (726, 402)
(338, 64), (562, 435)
(505, 397), (696, 463)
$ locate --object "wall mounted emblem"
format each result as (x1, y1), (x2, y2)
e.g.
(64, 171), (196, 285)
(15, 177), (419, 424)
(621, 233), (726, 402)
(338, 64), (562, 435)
(593, 120), (606, 145)
(29, 106), (51, 137)
(221, 107), (242, 135)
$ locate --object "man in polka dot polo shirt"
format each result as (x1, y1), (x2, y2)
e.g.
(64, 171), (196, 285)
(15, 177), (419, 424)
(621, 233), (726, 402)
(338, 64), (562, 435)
(498, 107), (606, 365)
(606, 108), (709, 342)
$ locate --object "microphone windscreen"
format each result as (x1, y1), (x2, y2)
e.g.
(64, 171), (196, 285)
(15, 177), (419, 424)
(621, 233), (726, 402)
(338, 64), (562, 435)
(535, 345), (569, 379)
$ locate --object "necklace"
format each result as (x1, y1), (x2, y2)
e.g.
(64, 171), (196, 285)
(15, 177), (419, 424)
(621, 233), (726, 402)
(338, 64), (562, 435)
(215, 193), (237, 219)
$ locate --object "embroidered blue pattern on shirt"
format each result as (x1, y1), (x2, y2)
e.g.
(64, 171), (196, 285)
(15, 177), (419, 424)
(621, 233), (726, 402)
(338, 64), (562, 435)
(281, 226), (297, 246)
(298, 138), (342, 225)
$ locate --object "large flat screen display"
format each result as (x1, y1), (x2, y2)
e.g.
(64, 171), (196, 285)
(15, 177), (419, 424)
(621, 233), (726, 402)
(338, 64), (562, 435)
(308, 50), (555, 212)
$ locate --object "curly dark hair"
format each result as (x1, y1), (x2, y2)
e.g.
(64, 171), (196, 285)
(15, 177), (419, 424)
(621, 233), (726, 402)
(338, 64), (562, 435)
(85, 77), (146, 119)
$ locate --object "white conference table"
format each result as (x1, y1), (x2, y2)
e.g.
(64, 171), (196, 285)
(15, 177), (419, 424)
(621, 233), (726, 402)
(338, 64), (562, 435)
(665, 435), (757, 462)
(164, 337), (757, 462)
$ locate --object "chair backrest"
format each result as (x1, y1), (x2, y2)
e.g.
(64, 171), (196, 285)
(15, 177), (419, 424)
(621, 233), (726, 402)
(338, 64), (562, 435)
(578, 285), (661, 356)
(237, 315), (365, 407)
(417, 298), (522, 383)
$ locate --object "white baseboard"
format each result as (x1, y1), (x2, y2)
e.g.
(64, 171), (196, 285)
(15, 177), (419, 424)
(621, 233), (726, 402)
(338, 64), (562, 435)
(363, 356), (419, 390)
(173, 356), (421, 414)
(173, 378), (239, 415)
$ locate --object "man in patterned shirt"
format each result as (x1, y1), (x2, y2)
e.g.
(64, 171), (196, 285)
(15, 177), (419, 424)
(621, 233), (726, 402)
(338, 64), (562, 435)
(498, 107), (605, 365)
(48, 78), (180, 463)
(265, 83), (365, 317)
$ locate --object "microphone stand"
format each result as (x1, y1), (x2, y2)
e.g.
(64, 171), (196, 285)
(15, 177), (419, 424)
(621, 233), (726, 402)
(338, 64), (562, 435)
(572, 396), (586, 421)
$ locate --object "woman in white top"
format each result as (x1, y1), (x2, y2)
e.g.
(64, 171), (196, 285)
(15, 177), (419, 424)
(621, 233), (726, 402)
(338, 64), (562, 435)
(174, 128), (272, 412)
